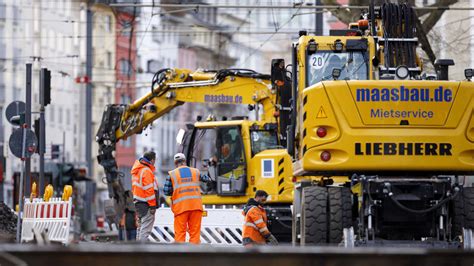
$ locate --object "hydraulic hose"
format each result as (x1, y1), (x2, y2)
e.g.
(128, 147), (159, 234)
(389, 190), (459, 214)
(380, 2), (416, 69)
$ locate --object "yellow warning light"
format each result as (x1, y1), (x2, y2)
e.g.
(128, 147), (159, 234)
(316, 106), (327, 118)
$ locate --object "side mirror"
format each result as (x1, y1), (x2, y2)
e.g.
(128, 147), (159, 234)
(464, 68), (473, 81)
(372, 56), (380, 67)
(271, 59), (286, 88)
(176, 128), (185, 145)
(332, 68), (342, 80)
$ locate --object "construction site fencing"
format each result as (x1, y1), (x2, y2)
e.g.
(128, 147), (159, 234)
(150, 205), (243, 245)
(21, 197), (72, 244)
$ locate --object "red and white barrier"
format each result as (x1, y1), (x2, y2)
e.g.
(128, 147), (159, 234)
(150, 205), (244, 245)
(21, 197), (72, 244)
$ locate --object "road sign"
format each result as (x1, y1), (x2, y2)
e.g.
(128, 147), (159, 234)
(5, 101), (26, 126)
(9, 128), (37, 158)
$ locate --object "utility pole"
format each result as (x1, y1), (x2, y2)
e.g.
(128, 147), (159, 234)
(315, 0), (323, 35)
(86, 2), (93, 177)
(25, 64), (32, 196)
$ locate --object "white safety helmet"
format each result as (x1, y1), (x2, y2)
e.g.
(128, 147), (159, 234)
(174, 153), (186, 162)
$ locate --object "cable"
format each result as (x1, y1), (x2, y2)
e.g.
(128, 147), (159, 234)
(239, 3), (305, 66)
(389, 190), (457, 214)
(136, 4), (155, 53)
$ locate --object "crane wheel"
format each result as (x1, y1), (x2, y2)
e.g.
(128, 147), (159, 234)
(328, 187), (353, 244)
(301, 186), (328, 245)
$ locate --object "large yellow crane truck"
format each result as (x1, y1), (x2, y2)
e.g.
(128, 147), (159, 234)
(96, 68), (294, 241)
(279, 2), (474, 247)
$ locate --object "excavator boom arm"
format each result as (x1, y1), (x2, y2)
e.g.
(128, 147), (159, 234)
(95, 68), (276, 224)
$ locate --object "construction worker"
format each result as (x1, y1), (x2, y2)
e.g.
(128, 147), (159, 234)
(119, 191), (138, 241)
(164, 153), (210, 244)
(242, 190), (278, 246)
(131, 151), (159, 241)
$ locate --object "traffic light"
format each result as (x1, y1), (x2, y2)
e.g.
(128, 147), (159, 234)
(51, 144), (60, 159)
(41, 69), (51, 106)
(57, 163), (75, 187)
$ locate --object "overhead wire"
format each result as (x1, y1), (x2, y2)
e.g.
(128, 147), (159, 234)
(239, 3), (305, 65)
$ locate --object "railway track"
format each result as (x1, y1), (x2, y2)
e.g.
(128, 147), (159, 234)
(1, 244), (474, 266)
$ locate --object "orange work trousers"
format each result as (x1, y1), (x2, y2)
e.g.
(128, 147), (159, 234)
(174, 210), (202, 244)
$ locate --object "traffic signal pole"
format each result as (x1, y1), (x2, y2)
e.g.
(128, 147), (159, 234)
(25, 64), (32, 196)
(38, 69), (48, 195)
(15, 126), (27, 243)
(16, 65), (33, 242)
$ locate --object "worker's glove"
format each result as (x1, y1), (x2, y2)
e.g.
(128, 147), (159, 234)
(266, 234), (279, 245)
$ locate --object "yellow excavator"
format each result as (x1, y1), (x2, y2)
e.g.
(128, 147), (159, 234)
(96, 68), (294, 241)
(276, 2), (474, 247)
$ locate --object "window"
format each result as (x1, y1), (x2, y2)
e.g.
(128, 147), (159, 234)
(13, 48), (21, 66)
(306, 51), (368, 86)
(106, 52), (112, 69)
(191, 127), (245, 177)
(119, 59), (131, 76)
(250, 130), (280, 156)
(152, 26), (160, 43)
(0, 24), (4, 40)
(0, 73), (4, 102)
(105, 86), (112, 103)
(50, 105), (54, 122)
(147, 59), (161, 73)
(121, 21), (132, 37)
(105, 15), (112, 32)
(0, 84), (5, 102)
(58, 107), (63, 124)
(66, 109), (70, 125)
(136, 55), (141, 72)
(12, 5), (19, 25)
(0, 3), (5, 19)
(120, 94), (131, 104)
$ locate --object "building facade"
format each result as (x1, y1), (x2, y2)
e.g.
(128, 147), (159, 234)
(114, 8), (138, 188)
(0, 0), (84, 206)
(90, 4), (116, 191)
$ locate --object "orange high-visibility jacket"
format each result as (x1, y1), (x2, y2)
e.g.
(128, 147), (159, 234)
(131, 159), (157, 207)
(168, 166), (202, 216)
(242, 204), (270, 244)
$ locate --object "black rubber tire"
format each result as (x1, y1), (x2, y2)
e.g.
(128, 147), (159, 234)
(301, 186), (328, 245)
(452, 188), (465, 237)
(328, 187), (353, 244)
(463, 187), (474, 229)
(452, 187), (474, 238)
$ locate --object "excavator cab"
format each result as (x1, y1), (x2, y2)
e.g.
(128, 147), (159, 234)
(183, 124), (247, 196)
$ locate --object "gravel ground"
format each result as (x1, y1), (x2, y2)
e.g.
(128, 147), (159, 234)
(0, 202), (17, 242)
